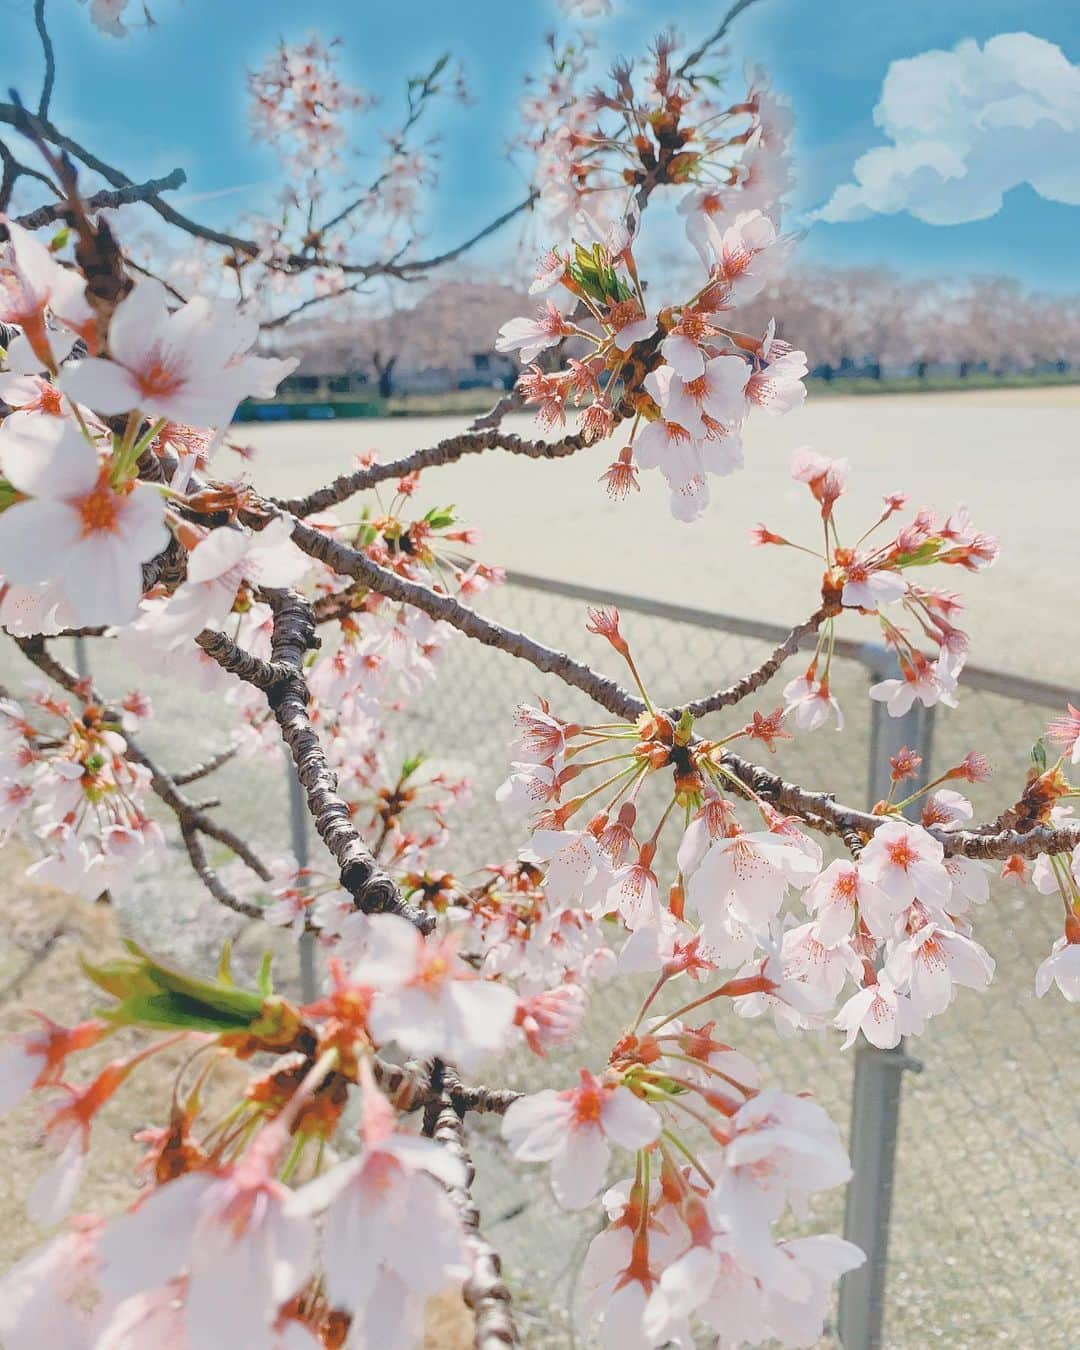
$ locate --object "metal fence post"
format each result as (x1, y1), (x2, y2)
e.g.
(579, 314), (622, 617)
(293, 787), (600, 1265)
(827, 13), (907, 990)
(288, 769), (319, 1002)
(837, 646), (931, 1349)
(72, 635), (90, 680)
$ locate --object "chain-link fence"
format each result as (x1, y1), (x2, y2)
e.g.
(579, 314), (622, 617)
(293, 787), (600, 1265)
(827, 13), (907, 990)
(395, 573), (1080, 1349)
(12, 575), (1078, 1348)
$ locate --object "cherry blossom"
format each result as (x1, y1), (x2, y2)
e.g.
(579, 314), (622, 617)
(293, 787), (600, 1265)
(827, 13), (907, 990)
(98, 1125), (317, 1350)
(1035, 928), (1080, 1002)
(803, 858), (899, 942)
(886, 917), (995, 1017)
(495, 301), (575, 363)
(0, 415), (167, 625)
(859, 820), (953, 909)
(501, 1068), (659, 1208)
(354, 913), (517, 1072)
(782, 672), (844, 732)
(296, 1065), (468, 1345)
(835, 971), (924, 1050)
(59, 281), (297, 428)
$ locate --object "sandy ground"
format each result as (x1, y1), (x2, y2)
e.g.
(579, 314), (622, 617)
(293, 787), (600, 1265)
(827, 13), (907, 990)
(241, 386), (1080, 686)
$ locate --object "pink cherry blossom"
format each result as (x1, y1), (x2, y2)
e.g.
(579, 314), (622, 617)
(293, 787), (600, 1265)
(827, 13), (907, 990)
(296, 1065), (468, 1343)
(59, 280), (296, 428)
(803, 858), (900, 942)
(885, 920), (995, 1017)
(501, 1068), (659, 1209)
(860, 820), (952, 909)
(495, 301), (574, 363)
(1035, 930), (1080, 1002)
(0, 415), (167, 625)
(685, 827), (818, 932)
(869, 650), (963, 717)
(782, 673), (844, 731)
(354, 913), (517, 1072)
(98, 1125), (317, 1350)
(835, 971), (923, 1049)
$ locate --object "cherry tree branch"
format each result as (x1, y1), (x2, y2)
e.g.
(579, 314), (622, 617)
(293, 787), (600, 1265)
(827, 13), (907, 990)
(14, 168), (187, 231)
(431, 1091), (519, 1349)
(283, 518), (1080, 863)
(195, 596), (435, 933)
(0, 101), (535, 290)
(276, 425), (592, 518)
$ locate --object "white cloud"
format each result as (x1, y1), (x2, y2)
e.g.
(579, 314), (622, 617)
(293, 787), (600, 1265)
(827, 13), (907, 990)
(816, 32), (1080, 225)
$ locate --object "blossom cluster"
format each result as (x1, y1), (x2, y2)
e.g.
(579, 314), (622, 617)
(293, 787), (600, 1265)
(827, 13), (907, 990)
(498, 46), (800, 518)
(764, 447), (1000, 729)
(0, 922), (519, 1348)
(0, 686), (162, 899)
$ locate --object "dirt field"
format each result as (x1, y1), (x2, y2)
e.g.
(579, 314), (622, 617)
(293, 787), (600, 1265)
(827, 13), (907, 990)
(241, 385), (1080, 685)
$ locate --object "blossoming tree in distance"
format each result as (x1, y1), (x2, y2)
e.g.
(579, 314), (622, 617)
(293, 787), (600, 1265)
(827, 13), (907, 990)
(0, 1), (1075, 1346)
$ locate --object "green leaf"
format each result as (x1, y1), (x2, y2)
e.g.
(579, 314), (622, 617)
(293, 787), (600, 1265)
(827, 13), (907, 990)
(83, 940), (266, 1030)
(400, 752), (426, 781)
(257, 952), (274, 999)
(1031, 737), (1048, 772)
(80, 952), (160, 1002)
(107, 990), (258, 1034)
(141, 949), (264, 1021)
(217, 940), (235, 986)
(892, 540), (944, 568)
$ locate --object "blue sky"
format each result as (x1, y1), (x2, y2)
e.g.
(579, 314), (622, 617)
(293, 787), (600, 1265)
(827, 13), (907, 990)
(3, 0), (1079, 290)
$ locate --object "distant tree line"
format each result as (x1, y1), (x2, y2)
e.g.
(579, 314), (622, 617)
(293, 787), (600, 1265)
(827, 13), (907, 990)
(264, 268), (1080, 399)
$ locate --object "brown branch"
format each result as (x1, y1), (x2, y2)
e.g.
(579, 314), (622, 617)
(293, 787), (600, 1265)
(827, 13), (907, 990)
(15, 168), (187, 231)
(468, 388), (525, 432)
(431, 1092), (518, 1348)
(0, 135), (57, 211)
(194, 627), (279, 690)
(0, 101), (533, 284)
(276, 425), (591, 518)
(283, 518), (1080, 865)
(683, 607), (830, 717)
(676, 0), (768, 80)
(172, 744), (240, 786)
(289, 519), (641, 715)
(194, 591), (434, 933)
(259, 279), (371, 331)
(33, 0), (56, 120)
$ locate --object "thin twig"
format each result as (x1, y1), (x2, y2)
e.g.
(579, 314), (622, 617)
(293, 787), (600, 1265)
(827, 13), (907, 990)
(33, 0), (56, 120)
(15, 168), (187, 230)
(683, 607), (830, 717)
(172, 744), (240, 786)
(675, 0), (767, 80)
(276, 425), (592, 518)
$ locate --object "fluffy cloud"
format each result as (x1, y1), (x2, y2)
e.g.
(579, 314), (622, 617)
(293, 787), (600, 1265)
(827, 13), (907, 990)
(817, 32), (1080, 225)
